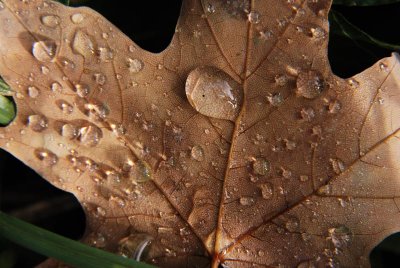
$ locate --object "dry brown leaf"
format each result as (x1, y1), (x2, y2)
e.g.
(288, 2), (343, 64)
(0, 0), (399, 267)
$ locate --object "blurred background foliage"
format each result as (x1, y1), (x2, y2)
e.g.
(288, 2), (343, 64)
(0, 0), (400, 267)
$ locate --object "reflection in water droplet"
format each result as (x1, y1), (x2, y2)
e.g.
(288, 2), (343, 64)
(118, 233), (153, 261)
(72, 30), (95, 57)
(328, 225), (352, 249)
(34, 148), (58, 166)
(258, 183), (273, 199)
(96, 206), (106, 217)
(27, 86), (39, 98)
(127, 58), (143, 73)
(78, 124), (102, 147)
(71, 13), (84, 24)
(206, 3), (215, 13)
(56, 99), (74, 114)
(185, 66), (243, 121)
(252, 157), (270, 176)
(27, 114), (48, 132)
(41, 15), (60, 28)
(191, 145), (204, 161)
(133, 160), (152, 183)
(61, 123), (77, 139)
(32, 40), (57, 62)
(296, 70), (324, 99)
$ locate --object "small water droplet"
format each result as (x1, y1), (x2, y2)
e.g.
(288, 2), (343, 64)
(300, 107), (315, 121)
(85, 101), (109, 120)
(284, 139), (296, 150)
(206, 3), (215, 13)
(61, 123), (77, 139)
(32, 40), (57, 62)
(191, 145), (204, 161)
(93, 72), (106, 85)
(41, 65), (50, 75)
(310, 27), (326, 39)
(328, 225), (352, 249)
(330, 158), (345, 174)
(239, 196), (255, 206)
(78, 124), (102, 147)
(248, 11), (260, 24)
(259, 29), (273, 40)
(34, 148), (58, 166)
(285, 216), (300, 232)
(252, 157), (270, 176)
(72, 30), (95, 57)
(27, 114), (48, 132)
(71, 13), (84, 24)
(296, 70), (324, 99)
(56, 99), (74, 114)
(102, 32), (109, 39)
(267, 92), (283, 106)
(297, 260), (316, 268)
(258, 183), (273, 199)
(110, 195), (126, 208)
(379, 62), (389, 72)
(274, 74), (288, 86)
(51, 81), (63, 92)
(97, 47), (113, 62)
(41, 15), (60, 28)
(377, 97), (384, 105)
(118, 233), (153, 261)
(186, 66), (243, 121)
(299, 175), (309, 182)
(317, 184), (332, 195)
(328, 100), (341, 114)
(0, 2), (4, 10)
(127, 58), (143, 73)
(27, 86), (39, 98)
(75, 83), (90, 98)
(133, 160), (152, 183)
(347, 78), (359, 89)
(96, 206), (106, 217)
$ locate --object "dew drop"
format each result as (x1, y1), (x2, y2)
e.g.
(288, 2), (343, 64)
(317, 184), (332, 195)
(185, 66), (243, 121)
(267, 93), (283, 106)
(32, 40), (57, 62)
(72, 30), (95, 57)
(191, 145), (204, 161)
(133, 160), (152, 183)
(330, 158), (345, 174)
(328, 225), (352, 249)
(41, 65), (50, 75)
(310, 27), (326, 39)
(299, 175), (309, 182)
(96, 206), (106, 217)
(27, 86), (39, 98)
(127, 58), (143, 73)
(27, 114), (48, 132)
(206, 3), (215, 14)
(61, 123), (77, 139)
(75, 83), (90, 98)
(91, 232), (106, 248)
(78, 124), (102, 147)
(285, 217), (300, 232)
(97, 47), (114, 62)
(248, 11), (260, 24)
(379, 62), (389, 72)
(240, 196), (255, 206)
(71, 13), (84, 24)
(0, 2), (4, 10)
(93, 72), (106, 85)
(110, 195), (126, 208)
(259, 29), (273, 40)
(377, 97), (384, 105)
(252, 157), (270, 176)
(56, 99), (74, 114)
(347, 78), (359, 89)
(34, 148), (58, 166)
(274, 74), (288, 86)
(258, 183), (273, 199)
(328, 100), (341, 114)
(297, 260), (316, 268)
(300, 107), (315, 121)
(41, 15), (60, 28)
(118, 233), (153, 261)
(296, 70), (324, 99)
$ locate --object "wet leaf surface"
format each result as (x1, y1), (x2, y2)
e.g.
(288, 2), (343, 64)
(0, 0), (399, 267)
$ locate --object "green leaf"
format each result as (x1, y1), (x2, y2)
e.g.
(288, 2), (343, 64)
(333, 0), (400, 6)
(329, 10), (400, 51)
(55, 0), (70, 5)
(0, 78), (12, 96)
(0, 212), (154, 268)
(0, 95), (15, 125)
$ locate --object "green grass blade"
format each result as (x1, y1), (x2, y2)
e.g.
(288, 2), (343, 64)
(0, 212), (155, 268)
(329, 10), (400, 51)
(0, 96), (15, 125)
(333, 0), (400, 6)
(0, 78), (12, 96)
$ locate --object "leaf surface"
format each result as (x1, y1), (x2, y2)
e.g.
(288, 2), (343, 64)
(0, 0), (399, 267)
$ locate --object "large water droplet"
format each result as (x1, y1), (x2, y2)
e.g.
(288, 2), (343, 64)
(252, 157), (270, 176)
(34, 148), (58, 166)
(191, 145), (204, 161)
(27, 86), (39, 98)
(328, 225), (352, 249)
(61, 123), (77, 139)
(72, 30), (95, 57)
(185, 66), (243, 121)
(131, 160), (152, 183)
(41, 15), (60, 28)
(127, 58), (143, 73)
(32, 40), (57, 62)
(296, 70), (324, 99)
(27, 114), (48, 132)
(118, 233), (153, 261)
(78, 124), (102, 147)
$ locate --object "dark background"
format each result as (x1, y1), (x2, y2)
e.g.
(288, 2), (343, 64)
(1, 0), (400, 267)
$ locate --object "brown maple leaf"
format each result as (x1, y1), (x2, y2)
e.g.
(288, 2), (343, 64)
(0, 0), (400, 267)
